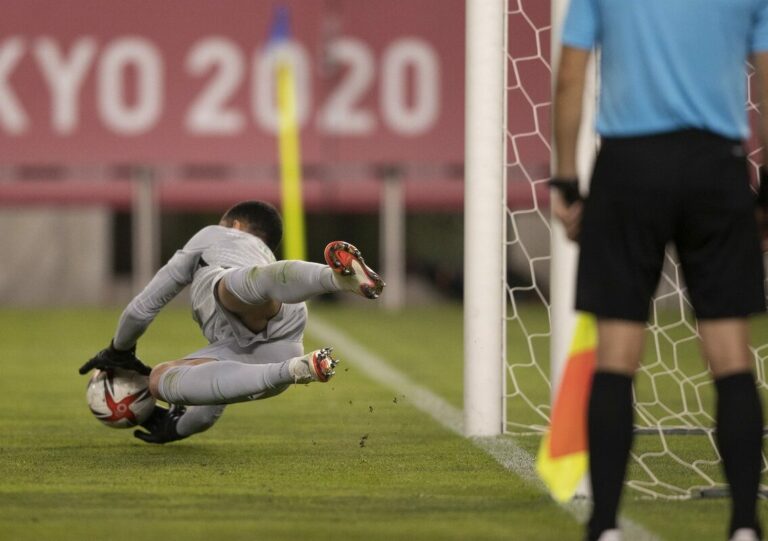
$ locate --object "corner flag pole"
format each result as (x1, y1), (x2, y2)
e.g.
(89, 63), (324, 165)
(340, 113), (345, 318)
(271, 6), (306, 260)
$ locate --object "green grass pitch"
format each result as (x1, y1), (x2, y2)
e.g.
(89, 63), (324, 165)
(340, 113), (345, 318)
(0, 304), (766, 540)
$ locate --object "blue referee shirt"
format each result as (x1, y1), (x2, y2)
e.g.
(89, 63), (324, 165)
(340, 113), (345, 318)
(562, 0), (768, 139)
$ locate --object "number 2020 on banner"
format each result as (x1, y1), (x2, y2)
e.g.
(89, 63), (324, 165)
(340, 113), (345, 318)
(0, 36), (441, 138)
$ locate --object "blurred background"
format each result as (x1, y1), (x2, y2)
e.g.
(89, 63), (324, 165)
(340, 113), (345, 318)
(1, 0), (505, 308)
(2, 0), (761, 317)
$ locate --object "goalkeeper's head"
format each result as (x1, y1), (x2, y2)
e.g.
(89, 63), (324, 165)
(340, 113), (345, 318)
(220, 200), (283, 252)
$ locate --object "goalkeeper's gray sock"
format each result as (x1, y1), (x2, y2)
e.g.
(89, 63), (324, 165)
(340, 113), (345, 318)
(223, 261), (341, 305)
(175, 405), (226, 437)
(715, 372), (763, 538)
(157, 360), (294, 405)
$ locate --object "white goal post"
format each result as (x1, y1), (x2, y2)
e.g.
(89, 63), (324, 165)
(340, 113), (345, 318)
(463, 0), (586, 437)
(463, 0), (507, 437)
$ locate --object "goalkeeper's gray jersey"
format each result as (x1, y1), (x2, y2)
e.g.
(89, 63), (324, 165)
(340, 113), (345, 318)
(113, 225), (305, 351)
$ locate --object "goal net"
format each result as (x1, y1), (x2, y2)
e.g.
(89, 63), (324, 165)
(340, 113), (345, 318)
(497, 0), (767, 500)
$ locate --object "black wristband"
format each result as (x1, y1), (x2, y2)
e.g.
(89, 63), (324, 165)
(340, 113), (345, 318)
(548, 177), (582, 205)
(759, 167), (768, 208)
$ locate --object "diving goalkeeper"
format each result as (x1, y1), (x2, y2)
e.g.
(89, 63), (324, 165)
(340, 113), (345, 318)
(79, 200), (384, 444)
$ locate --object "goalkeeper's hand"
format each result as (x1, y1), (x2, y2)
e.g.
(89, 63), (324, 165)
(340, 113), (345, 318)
(78, 341), (152, 376)
(549, 177), (584, 242)
(133, 405), (188, 445)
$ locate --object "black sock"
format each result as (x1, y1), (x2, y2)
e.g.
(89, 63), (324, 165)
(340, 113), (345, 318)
(586, 371), (634, 541)
(715, 372), (764, 538)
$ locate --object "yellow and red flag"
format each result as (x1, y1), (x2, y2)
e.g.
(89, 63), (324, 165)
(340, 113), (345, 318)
(536, 312), (597, 502)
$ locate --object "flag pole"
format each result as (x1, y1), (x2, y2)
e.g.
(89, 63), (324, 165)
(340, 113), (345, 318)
(272, 6), (306, 261)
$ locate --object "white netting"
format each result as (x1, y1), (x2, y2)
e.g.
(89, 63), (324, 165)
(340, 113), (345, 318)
(503, 0), (767, 499)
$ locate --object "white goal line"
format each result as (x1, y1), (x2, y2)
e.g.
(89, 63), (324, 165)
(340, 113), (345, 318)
(307, 316), (659, 541)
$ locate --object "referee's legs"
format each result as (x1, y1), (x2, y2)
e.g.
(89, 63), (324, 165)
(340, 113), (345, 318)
(587, 320), (645, 541)
(700, 319), (764, 539)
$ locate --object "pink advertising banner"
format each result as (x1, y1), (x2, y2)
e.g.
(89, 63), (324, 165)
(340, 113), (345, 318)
(1, 0), (465, 166)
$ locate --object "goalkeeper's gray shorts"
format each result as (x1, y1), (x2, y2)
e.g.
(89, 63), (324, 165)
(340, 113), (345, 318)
(191, 265), (308, 346)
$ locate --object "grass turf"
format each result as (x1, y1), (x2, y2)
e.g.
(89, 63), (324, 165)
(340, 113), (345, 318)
(311, 302), (768, 540)
(0, 306), (578, 541)
(3, 303), (768, 540)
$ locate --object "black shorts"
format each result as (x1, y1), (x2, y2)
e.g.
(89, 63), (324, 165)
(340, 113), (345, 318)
(576, 129), (766, 321)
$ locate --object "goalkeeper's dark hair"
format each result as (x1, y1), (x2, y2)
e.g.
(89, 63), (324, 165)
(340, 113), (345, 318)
(220, 200), (283, 252)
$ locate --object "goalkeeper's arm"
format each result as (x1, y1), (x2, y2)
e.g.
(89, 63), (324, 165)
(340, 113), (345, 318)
(112, 260), (191, 351)
(79, 250), (199, 375)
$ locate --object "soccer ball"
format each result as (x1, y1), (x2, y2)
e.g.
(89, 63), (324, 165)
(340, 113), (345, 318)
(86, 368), (156, 428)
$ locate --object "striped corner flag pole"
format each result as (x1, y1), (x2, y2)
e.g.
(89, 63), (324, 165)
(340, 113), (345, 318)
(536, 312), (597, 502)
(271, 5), (306, 261)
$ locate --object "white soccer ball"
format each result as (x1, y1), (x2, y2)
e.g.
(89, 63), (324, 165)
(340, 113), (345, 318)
(86, 368), (156, 428)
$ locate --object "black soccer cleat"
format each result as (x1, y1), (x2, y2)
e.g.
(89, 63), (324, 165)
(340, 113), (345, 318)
(133, 405), (188, 444)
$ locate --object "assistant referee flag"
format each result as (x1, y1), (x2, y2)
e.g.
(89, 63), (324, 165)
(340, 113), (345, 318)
(536, 313), (597, 502)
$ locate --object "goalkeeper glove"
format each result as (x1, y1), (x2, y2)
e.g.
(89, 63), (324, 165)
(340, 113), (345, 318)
(133, 405), (188, 445)
(78, 341), (152, 376)
(548, 177), (583, 206)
